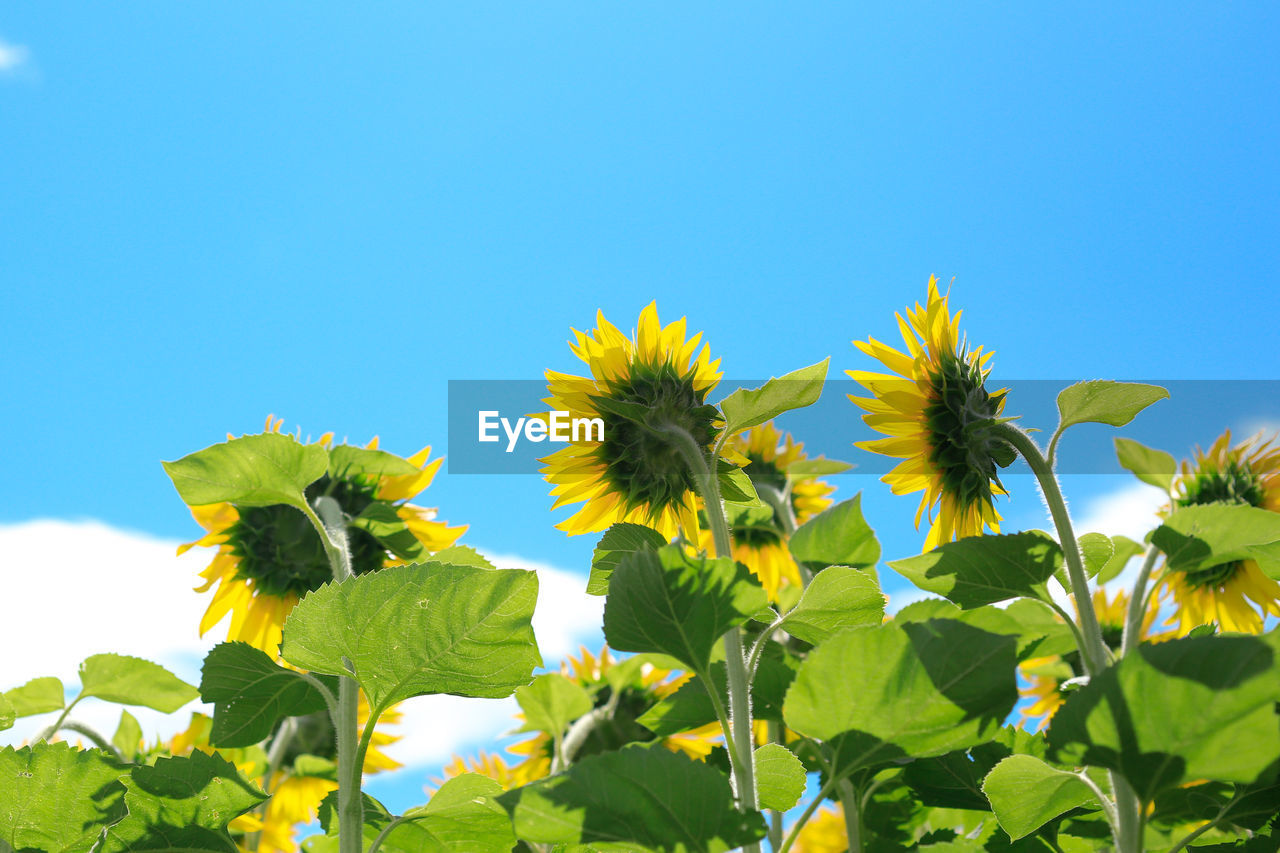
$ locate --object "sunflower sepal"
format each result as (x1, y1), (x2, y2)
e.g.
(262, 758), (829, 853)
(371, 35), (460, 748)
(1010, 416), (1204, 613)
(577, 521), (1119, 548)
(717, 357), (829, 440)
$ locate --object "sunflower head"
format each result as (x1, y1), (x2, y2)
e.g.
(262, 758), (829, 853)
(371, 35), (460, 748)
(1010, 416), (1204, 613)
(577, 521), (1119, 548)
(542, 303), (723, 539)
(848, 276), (1012, 552)
(180, 416), (466, 653)
(1162, 429), (1280, 635)
(699, 422), (836, 599)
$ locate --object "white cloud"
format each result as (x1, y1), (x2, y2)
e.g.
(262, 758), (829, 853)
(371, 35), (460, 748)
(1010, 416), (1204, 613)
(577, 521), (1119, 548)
(0, 520), (603, 775)
(0, 38), (29, 72)
(1073, 480), (1165, 542)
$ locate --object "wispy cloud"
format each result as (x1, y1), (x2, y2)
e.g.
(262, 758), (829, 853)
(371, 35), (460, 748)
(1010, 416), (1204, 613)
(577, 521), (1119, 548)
(0, 38), (30, 73)
(0, 519), (602, 778)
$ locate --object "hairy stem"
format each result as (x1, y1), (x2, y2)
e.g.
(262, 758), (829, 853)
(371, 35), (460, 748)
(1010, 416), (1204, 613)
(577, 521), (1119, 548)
(836, 778), (863, 853)
(662, 423), (760, 851)
(1121, 546), (1161, 656)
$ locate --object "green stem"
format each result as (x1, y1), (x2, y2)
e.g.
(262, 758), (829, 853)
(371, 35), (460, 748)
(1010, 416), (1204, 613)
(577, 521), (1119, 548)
(778, 775), (842, 853)
(1121, 546), (1161, 656)
(836, 778), (863, 853)
(35, 695), (81, 743)
(303, 496), (362, 853)
(54, 720), (124, 760)
(661, 423), (760, 851)
(765, 721), (784, 852)
(995, 424), (1107, 676)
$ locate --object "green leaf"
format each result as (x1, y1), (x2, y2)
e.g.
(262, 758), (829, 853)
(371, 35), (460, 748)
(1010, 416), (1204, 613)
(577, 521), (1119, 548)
(327, 444), (421, 480)
(497, 745), (767, 852)
(783, 619), (1017, 777)
(1054, 381), (1169, 435)
(1047, 632), (1280, 802)
(282, 562), (541, 710)
(515, 674), (594, 736)
(98, 751), (267, 853)
(788, 494), (880, 572)
(902, 728), (1046, 811)
(888, 532), (1062, 608)
(0, 694), (12, 732)
(1153, 503), (1280, 578)
(784, 458), (854, 478)
(894, 600), (1050, 661)
(603, 545), (768, 675)
(1001, 599), (1080, 660)
(754, 743), (805, 811)
(424, 545), (496, 570)
(589, 523), (668, 596)
(79, 654), (199, 712)
(637, 650), (798, 736)
(780, 565), (884, 645)
(378, 774), (517, 853)
(162, 432), (329, 510)
(719, 359), (829, 437)
(1096, 535), (1144, 585)
(199, 642), (334, 748)
(1114, 437), (1177, 491)
(983, 755), (1098, 840)
(2, 676), (64, 717)
(351, 502), (426, 561)
(1078, 533), (1113, 579)
(111, 709), (143, 758)
(0, 743), (127, 853)
(717, 462), (764, 507)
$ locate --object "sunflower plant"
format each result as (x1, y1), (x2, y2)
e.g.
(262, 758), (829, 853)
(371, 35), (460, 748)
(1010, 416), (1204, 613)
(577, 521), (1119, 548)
(5, 293), (1280, 853)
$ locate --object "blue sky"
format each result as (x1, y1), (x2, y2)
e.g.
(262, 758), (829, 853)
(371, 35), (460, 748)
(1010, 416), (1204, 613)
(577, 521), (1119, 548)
(3, 0), (1279, 817)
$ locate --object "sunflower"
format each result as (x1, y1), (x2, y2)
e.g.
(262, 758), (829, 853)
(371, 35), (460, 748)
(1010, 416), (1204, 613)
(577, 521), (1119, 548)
(697, 421), (835, 599)
(1160, 429), (1280, 635)
(442, 644), (722, 790)
(542, 303), (723, 540)
(848, 276), (1011, 552)
(179, 415), (466, 654)
(1018, 588), (1158, 730)
(793, 804), (848, 853)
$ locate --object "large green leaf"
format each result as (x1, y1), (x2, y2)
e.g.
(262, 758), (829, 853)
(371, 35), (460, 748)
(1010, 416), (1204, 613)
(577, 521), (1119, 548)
(888, 532), (1061, 609)
(98, 751), (267, 853)
(893, 599), (1048, 661)
(1047, 633), (1280, 802)
(1054, 381), (1169, 434)
(754, 743), (805, 812)
(377, 774), (517, 853)
(1096, 535), (1144, 585)
(902, 727), (1046, 811)
(982, 755), (1098, 840)
(637, 650), (798, 736)
(788, 494), (880, 573)
(281, 562), (540, 710)
(162, 432), (329, 510)
(783, 620), (1017, 777)
(603, 545), (768, 675)
(1114, 437), (1177, 492)
(780, 565), (884, 645)
(718, 359), (829, 437)
(78, 650), (198, 712)
(0, 743), (126, 853)
(516, 674), (594, 736)
(199, 642), (335, 747)
(2, 676), (63, 717)
(79, 654), (199, 712)
(588, 523), (667, 596)
(497, 745), (767, 852)
(1153, 503), (1280, 578)
(327, 444), (421, 480)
